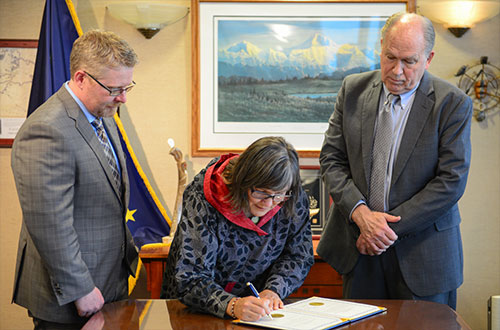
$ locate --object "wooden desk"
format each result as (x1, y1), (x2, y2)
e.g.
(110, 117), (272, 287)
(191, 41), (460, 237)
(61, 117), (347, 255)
(139, 245), (170, 299)
(139, 238), (342, 299)
(289, 239), (342, 298)
(84, 299), (472, 329)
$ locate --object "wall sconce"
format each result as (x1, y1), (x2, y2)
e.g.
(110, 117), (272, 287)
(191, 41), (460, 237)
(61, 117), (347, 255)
(107, 2), (189, 39)
(419, 0), (500, 38)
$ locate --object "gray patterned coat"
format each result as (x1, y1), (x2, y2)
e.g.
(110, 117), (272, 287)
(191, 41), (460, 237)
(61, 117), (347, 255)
(161, 157), (314, 318)
(11, 86), (138, 323)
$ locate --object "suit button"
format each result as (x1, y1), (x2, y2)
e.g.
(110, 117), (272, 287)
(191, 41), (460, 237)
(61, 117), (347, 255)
(53, 284), (62, 295)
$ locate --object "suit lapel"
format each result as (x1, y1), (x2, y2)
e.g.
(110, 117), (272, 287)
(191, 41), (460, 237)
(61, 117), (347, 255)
(391, 72), (435, 186)
(361, 76), (384, 186)
(59, 88), (124, 204)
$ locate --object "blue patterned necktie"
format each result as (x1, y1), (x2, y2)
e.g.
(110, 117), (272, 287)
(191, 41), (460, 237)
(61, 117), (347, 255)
(91, 118), (121, 190)
(368, 94), (400, 212)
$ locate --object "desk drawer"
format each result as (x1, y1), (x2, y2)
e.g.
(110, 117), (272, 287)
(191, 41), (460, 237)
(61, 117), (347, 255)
(302, 261), (342, 285)
(289, 285), (342, 298)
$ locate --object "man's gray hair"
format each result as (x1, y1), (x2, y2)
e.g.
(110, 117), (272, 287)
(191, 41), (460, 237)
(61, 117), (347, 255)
(381, 12), (435, 56)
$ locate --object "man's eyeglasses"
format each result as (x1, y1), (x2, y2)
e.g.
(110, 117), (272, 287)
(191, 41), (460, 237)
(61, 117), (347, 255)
(84, 71), (136, 96)
(251, 188), (291, 203)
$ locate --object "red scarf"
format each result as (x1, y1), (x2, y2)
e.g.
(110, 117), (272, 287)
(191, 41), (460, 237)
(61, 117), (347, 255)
(203, 154), (281, 236)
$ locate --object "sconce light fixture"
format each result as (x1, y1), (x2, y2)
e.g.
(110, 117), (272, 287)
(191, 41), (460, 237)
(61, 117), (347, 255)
(419, 0), (500, 38)
(107, 2), (189, 39)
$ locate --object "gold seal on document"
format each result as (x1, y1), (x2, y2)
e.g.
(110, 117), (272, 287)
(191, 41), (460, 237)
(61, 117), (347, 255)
(309, 302), (324, 306)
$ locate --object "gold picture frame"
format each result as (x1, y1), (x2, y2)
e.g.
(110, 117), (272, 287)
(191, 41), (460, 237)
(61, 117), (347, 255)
(191, 0), (415, 157)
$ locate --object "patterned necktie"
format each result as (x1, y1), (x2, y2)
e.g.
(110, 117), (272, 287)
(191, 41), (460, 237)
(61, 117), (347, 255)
(368, 94), (399, 212)
(91, 118), (121, 191)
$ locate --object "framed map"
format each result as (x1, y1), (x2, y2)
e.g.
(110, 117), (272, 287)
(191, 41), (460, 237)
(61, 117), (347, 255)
(0, 39), (37, 147)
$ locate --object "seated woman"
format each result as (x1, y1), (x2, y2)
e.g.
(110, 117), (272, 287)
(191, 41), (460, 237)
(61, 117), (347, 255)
(161, 136), (314, 321)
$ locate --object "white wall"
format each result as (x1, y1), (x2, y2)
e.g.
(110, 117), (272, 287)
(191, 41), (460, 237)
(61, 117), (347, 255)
(0, 1), (498, 329)
(421, 10), (500, 330)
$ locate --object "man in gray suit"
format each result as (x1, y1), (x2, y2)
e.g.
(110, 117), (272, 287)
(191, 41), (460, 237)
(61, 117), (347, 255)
(11, 30), (139, 328)
(317, 13), (472, 309)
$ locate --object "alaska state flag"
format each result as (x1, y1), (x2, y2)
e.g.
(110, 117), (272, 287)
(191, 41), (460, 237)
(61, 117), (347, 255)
(115, 115), (171, 248)
(27, 0), (82, 116)
(29, 0), (172, 291)
(28, 0), (171, 247)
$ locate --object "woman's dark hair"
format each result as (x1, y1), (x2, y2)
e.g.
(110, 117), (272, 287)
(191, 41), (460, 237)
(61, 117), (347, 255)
(224, 136), (301, 218)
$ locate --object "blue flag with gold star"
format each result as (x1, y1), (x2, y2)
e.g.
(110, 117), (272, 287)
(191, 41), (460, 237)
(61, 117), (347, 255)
(27, 0), (169, 294)
(27, 0), (82, 117)
(115, 115), (171, 249)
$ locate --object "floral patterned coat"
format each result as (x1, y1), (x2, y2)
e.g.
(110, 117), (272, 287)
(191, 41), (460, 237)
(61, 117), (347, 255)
(161, 157), (314, 318)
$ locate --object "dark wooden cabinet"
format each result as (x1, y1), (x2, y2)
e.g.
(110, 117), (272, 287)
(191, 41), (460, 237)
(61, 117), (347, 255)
(288, 238), (343, 298)
(139, 238), (342, 299)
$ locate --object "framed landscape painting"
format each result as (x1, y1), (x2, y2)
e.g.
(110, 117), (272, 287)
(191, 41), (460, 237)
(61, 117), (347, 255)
(192, 0), (415, 157)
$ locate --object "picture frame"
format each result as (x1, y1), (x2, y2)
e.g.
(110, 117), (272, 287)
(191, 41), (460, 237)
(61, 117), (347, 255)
(191, 0), (415, 157)
(300, 165), (331, 237)
(0, 39), (38, 147)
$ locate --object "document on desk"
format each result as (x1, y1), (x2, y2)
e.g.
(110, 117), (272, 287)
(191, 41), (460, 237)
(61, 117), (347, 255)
(233, 297), (386, 330)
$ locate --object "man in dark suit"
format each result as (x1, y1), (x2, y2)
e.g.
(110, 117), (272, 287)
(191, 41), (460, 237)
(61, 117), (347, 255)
(317, 13), (472, 309)
(11, 30), (139, 328)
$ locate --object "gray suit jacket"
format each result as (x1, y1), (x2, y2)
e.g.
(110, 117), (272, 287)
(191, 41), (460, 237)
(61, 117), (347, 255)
(317, 70), (472, 296)
(11, 86), (138, 323)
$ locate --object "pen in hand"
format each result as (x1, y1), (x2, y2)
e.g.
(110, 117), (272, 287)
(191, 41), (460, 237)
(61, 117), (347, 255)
(246, 282), (273, 320)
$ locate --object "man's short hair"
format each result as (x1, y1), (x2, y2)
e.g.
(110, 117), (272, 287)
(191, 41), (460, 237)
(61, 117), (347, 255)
(381, 12), (435, 57)
(70, 30), (138, 77)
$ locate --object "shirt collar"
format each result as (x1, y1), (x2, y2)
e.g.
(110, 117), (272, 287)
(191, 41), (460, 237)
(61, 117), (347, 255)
(382, 81), (420, 109)
(65, 81), (97, 124)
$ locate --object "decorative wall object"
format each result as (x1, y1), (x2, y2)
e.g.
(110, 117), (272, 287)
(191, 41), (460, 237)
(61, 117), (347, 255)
(107, 2), (189, 39)
(455, 56), (499, 121)
(419, 0), (500, 38)
(300, 166), (331, 237)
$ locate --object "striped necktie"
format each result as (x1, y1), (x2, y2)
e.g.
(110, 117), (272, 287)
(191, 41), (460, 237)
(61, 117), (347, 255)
(368, 94), (399, 212)
(91, 118), (121, 191)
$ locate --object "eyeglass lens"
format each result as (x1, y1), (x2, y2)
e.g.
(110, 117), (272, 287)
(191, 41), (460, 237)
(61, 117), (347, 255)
(85, 71), (135, 96)
(109, 84), (135, 96)
(251, 190), (290, 202)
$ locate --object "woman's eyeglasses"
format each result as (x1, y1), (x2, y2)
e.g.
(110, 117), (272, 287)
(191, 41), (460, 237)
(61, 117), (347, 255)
(251, 188), (291, 203)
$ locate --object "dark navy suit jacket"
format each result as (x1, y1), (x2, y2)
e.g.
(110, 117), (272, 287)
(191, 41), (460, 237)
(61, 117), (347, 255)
(317, 70), (472, 296)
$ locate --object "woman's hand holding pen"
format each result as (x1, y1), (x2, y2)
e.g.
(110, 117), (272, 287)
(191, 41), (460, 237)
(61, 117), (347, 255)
(227, 283), (283, 321)
(259, 289), (284, 310)
(228, 296), (273, 321)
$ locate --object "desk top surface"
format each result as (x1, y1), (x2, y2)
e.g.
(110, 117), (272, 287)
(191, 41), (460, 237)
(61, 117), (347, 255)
(84, 298), (471, 330)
